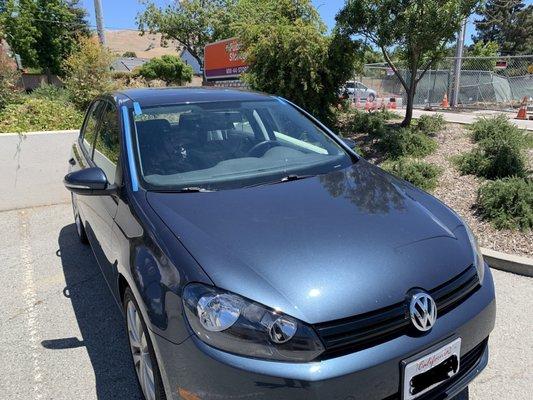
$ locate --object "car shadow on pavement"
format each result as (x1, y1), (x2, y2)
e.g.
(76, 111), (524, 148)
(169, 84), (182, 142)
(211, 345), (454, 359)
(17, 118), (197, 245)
(41, 224), (142, 400)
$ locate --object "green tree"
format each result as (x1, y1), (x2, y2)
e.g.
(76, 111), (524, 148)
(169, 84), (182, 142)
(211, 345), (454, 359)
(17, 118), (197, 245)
(137, 0), (237, 76)
(337, 0), (478, 127)
(0, 0), (89, 75)
(122, 51), (137, 58)
(463, 40), (499, 71)
(234, 0), (356, 123)
(63, 37), (117, 109)
(136, 55), (193, 86)
(474, 0), (533, 55)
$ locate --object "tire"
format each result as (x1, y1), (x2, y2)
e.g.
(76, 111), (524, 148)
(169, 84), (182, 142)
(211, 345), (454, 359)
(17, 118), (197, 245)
(72, 196), (89, 244)
(124, 288), (167, 400)
(367, 93), (376, 102)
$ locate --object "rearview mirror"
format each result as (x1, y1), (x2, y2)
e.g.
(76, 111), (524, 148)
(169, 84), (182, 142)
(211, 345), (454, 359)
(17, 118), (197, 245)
(64, 167), (116, 196)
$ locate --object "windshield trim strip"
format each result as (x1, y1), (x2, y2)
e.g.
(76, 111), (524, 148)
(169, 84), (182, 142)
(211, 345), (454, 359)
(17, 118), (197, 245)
(121, 105), (139, 192)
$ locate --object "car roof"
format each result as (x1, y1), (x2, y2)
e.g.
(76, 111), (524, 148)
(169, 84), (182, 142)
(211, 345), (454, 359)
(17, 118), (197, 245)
(113, 87), (274, 107)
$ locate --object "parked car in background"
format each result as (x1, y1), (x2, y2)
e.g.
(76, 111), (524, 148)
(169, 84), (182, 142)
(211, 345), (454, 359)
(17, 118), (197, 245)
(343, 80), (377, 101)
(64, 88), (495, 400)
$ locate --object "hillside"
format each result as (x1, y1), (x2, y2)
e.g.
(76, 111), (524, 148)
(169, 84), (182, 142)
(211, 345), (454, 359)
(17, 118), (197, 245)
(103, 30), (181, 59)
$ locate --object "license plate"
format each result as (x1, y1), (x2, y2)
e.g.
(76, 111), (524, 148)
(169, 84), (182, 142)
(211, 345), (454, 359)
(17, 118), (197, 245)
(402, 338), (461, 400)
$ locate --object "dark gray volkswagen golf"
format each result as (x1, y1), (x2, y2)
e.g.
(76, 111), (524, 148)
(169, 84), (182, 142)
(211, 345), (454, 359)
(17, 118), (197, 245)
(64, 88), (495, 400)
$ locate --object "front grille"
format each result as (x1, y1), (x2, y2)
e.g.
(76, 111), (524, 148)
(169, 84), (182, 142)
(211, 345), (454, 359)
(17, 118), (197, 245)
(315, 265), (480, 359)
(383, 338), (489, 400)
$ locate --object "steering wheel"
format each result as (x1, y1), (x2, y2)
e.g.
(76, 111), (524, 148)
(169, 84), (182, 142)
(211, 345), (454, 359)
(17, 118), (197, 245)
(246, 140), (281, 157)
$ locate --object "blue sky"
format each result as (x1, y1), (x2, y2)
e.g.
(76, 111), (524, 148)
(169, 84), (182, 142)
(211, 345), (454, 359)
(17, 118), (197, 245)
(79, 0), (533, 45)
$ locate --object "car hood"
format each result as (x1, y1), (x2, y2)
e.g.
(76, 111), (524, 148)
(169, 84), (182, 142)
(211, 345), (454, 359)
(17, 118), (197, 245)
(147, 161), (473, 324)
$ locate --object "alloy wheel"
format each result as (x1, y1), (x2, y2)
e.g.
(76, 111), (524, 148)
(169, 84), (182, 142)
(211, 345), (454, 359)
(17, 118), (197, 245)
(127, 301), (156, 400)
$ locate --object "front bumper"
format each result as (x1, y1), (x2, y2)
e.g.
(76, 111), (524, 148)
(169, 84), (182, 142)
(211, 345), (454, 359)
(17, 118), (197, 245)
(152, 265), (495, 400)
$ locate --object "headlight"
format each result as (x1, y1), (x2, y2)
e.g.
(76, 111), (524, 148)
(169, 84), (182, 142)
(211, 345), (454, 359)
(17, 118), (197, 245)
(464, 222), (485, 283)
(183, 283), (325, 362)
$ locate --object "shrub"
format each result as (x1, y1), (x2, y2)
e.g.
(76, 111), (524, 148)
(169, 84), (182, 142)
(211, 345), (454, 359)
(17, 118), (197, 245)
(469, 114), (517, 142)
(29, 84), (71, 103)
(455, 128), (527, 179)
(477, 178), (533, 230)
(381, 158), (442, 191)
(122, 51), (137, 58)
(336, 109), (392, 138)
(136, 55), (193, 86)
(0, 97), (83, 133)
(63, 37), (117, 109)
(0, 51), (22, 111)
(414, 114), (445, 136)
(378, 127), (438, 159)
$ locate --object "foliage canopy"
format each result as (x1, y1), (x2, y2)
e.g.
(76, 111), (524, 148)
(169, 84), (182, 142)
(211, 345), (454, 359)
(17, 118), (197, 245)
(336, 0), (478, 126)
(137, 0), (237, 72)
(0, 0), (90, 75)
(136, 55), (193, 86)
(234, 0), (356, 123)
(63, 37), (117, 109)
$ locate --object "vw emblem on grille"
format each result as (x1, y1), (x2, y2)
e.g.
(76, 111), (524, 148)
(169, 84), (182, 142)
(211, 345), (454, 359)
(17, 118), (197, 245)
(409, 292), (437, 332)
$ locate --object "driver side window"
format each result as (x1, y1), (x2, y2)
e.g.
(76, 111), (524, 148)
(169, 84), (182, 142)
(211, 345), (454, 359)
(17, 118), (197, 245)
(93, 102), (120, 184)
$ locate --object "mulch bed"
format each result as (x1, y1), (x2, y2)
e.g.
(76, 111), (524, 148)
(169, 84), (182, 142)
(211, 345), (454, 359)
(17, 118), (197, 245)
(352, 123), (533, 258)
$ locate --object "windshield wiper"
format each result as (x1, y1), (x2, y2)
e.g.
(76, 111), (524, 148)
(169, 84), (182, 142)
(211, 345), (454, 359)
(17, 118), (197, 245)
(177, 187), (216, 193)
(245, 174), (316, 188)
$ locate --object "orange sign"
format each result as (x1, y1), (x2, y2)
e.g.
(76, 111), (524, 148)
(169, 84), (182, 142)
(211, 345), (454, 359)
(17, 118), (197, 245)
(204, 38), (248, 80)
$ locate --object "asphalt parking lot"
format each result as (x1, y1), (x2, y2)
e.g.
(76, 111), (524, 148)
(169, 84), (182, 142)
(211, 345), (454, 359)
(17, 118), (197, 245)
(0, 203), (531, 400)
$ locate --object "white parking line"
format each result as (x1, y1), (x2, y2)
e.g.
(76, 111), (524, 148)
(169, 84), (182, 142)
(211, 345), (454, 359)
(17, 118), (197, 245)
(18, 209), (43, 400)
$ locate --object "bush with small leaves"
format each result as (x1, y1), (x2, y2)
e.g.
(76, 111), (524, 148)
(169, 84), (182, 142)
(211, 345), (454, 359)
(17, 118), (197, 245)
(414, 114), (445, 136)
(455, 127), (527, 179)
(469, 114), (517, 142)
(381, 158), (442, 192)
(29, 84), (71, 103)
(63, 37), (117, 110)
(136, 55), (193, 86)
(477, 178), (533, 231)
(378, 127), (438, 159)
(336, 109), (393, 138)
(0, 51), (22, 111)
(0, 97), (84, 133)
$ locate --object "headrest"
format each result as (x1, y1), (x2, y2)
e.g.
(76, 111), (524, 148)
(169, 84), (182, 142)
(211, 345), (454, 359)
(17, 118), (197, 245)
(135, 119), (171, 134)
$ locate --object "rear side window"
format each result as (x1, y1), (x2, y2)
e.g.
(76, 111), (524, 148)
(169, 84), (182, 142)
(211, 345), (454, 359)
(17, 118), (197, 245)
(93, 101), (120, 183)
(82, 101), (101, 156)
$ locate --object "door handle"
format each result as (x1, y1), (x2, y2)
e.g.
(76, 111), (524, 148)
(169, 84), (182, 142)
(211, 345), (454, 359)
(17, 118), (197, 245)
(69, 158), (76, 166)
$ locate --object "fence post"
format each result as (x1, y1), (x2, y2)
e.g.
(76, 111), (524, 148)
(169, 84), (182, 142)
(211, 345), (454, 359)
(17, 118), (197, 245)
(451, 19), (467, 107)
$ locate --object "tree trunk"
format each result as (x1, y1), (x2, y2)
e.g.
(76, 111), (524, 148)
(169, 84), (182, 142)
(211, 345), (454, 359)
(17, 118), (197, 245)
(401, 68), (418, 127)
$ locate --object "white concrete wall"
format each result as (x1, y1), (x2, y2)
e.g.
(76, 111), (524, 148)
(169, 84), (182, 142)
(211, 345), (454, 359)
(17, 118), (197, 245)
(0, 131), (78, 211)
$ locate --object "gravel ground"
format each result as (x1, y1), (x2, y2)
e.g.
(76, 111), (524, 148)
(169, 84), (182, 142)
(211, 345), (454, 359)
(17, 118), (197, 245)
(351, 120), (533, 258)
(425, 124), (532, 257)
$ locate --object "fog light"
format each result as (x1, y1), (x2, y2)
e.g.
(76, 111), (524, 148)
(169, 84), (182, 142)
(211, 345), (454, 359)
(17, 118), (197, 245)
(269, 316), (297, 344)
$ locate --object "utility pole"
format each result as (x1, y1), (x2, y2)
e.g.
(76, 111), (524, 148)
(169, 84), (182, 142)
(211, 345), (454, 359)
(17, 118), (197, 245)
(451, 18), (467, 108)
(93, 0), (106, 45)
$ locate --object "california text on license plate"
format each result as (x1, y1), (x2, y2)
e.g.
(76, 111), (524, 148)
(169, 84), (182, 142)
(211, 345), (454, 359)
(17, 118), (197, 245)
(402, 338), (461, 400)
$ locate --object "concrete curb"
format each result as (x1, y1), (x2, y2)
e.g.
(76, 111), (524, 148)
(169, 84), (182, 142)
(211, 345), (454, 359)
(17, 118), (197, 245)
(0, 129), (79, 137)
(482, 247), (533, 277)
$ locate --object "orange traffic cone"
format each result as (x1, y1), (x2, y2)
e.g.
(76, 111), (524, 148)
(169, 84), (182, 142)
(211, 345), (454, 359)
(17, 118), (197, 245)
(389, 97), (397, 109)
(365, 100), (372, 111)
(356, 97), (362, 109)
(441, 93), (449, 108)
(516, 97), (527, 120)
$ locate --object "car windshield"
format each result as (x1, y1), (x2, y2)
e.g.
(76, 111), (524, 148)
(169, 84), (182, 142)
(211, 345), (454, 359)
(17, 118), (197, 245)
(131, 99), (353, 191)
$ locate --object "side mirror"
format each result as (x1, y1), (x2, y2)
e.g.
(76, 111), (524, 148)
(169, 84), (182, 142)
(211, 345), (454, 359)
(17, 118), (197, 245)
(64, 167), (116, 196)
(341, 137), (357, 149)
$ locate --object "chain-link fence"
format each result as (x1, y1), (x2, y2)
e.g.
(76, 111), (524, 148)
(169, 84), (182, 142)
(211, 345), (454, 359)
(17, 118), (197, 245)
(360, 55), (533, 111)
